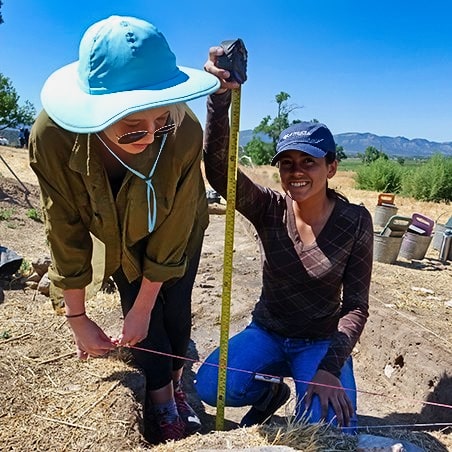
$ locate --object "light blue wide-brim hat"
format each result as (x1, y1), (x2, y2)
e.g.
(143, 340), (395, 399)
(41, 15), (220, 133)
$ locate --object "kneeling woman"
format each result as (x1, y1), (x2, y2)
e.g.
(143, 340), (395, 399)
(196, 52), (373, 430)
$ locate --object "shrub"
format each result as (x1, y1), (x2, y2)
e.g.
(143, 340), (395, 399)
(19, 259), (32, 276)
(402, 153), (452, 202)
(355, 157), (404, 193)
(0, 208), (14, 221)
(26, 208), (42, 222)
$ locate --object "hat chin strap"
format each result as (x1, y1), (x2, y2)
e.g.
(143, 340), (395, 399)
(96, 133), (167, 233)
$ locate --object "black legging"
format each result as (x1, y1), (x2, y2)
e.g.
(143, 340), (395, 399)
(113, 245), (201, 390)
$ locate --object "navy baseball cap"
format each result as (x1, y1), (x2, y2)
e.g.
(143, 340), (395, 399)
(271, 121), (336, 166)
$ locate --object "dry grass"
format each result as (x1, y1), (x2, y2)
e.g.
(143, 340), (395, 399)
(150, 417), (448, 451)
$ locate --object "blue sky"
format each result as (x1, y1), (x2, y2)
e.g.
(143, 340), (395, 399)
(1, 1), (452, 142)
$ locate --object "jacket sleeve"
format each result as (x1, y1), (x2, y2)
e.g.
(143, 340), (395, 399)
(318, 207), (373, 376)
(29, 112), (94, 290)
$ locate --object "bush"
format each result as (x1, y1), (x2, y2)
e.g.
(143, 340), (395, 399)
(244, 137), (274, 165)
(402, 153), (452, 202)
(355, 157), (404, 193)
(26, 208), (42, 222)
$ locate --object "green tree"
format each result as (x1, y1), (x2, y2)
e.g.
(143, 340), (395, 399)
(244, 91), (302, 165)
(0, 1), (4, 25)
(336, 145), (347, 162)
(0, 73), (36, 129)
(255, 92), (292, 148)
(357, 145), (388, 164)
(245, 137), (274, 166)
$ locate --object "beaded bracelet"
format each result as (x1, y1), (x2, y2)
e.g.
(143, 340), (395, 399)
(65, 311), (86, 319)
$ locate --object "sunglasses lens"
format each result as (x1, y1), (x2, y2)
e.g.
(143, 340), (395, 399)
(117, 124), (176, 144)
(154, 124), (176, 137)
(117, 131), (148, 144)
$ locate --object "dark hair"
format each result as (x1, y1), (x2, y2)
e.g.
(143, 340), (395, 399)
(325, 151), (349, 202)
(325, 151), (336, 164)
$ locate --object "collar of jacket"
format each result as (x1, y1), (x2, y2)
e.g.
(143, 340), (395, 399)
(67, 133), (100, 177)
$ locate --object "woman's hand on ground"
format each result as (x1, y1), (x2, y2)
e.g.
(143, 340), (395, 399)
(305, 369), (354, 427)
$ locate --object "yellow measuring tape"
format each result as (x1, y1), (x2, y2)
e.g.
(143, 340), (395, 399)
(215, 87), (242, 430)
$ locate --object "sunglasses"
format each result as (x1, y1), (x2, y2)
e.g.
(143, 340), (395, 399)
(116, 123), (176, 145)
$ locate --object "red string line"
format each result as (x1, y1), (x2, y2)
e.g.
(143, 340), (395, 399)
(122, 344), (452, 411)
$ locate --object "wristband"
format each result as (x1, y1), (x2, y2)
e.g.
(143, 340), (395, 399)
(65, 311), (86, 319)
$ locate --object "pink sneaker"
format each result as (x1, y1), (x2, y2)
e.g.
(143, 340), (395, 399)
(158, 416), (186, 442)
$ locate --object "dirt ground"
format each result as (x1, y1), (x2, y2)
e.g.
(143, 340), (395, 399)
(1, 146), (451, 451)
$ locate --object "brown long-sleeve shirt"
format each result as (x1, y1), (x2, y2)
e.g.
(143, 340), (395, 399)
(203, 92), (373, 376)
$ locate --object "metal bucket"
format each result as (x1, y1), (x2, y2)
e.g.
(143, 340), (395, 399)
(432, 223), (446, 250)
(373, 234), (403, 264)
(398, 232), (432, 261)
(433, 215), (452, 250)
(439, 231), (452, 262)
(374, 205), (399, 229)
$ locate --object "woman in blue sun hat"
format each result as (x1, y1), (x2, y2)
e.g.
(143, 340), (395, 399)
(197, 47), (373, 431)
(29, 15), (219, 444)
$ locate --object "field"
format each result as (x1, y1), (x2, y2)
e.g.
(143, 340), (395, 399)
(0, 145), (451, 451)
(337, 156), (429, 172)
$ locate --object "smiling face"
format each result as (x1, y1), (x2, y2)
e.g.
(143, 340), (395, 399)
(278, 150), (337, 203)
(102, 107), (171, 154)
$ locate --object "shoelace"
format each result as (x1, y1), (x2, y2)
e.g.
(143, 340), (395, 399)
(174, 389), (190, 413)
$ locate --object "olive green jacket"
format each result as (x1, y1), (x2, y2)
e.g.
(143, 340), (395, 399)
(29, 108), (208, 291)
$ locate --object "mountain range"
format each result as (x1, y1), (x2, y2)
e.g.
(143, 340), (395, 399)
(238, 130), (452, 158)
(3, 126), (452, 158)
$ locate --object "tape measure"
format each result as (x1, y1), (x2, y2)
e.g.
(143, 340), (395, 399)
(215, 87), (242, 430)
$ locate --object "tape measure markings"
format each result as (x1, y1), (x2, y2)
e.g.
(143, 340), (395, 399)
(215, 87), (241, 430)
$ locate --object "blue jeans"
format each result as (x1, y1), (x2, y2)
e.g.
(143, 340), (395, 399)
(195, 321), (357, 429)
